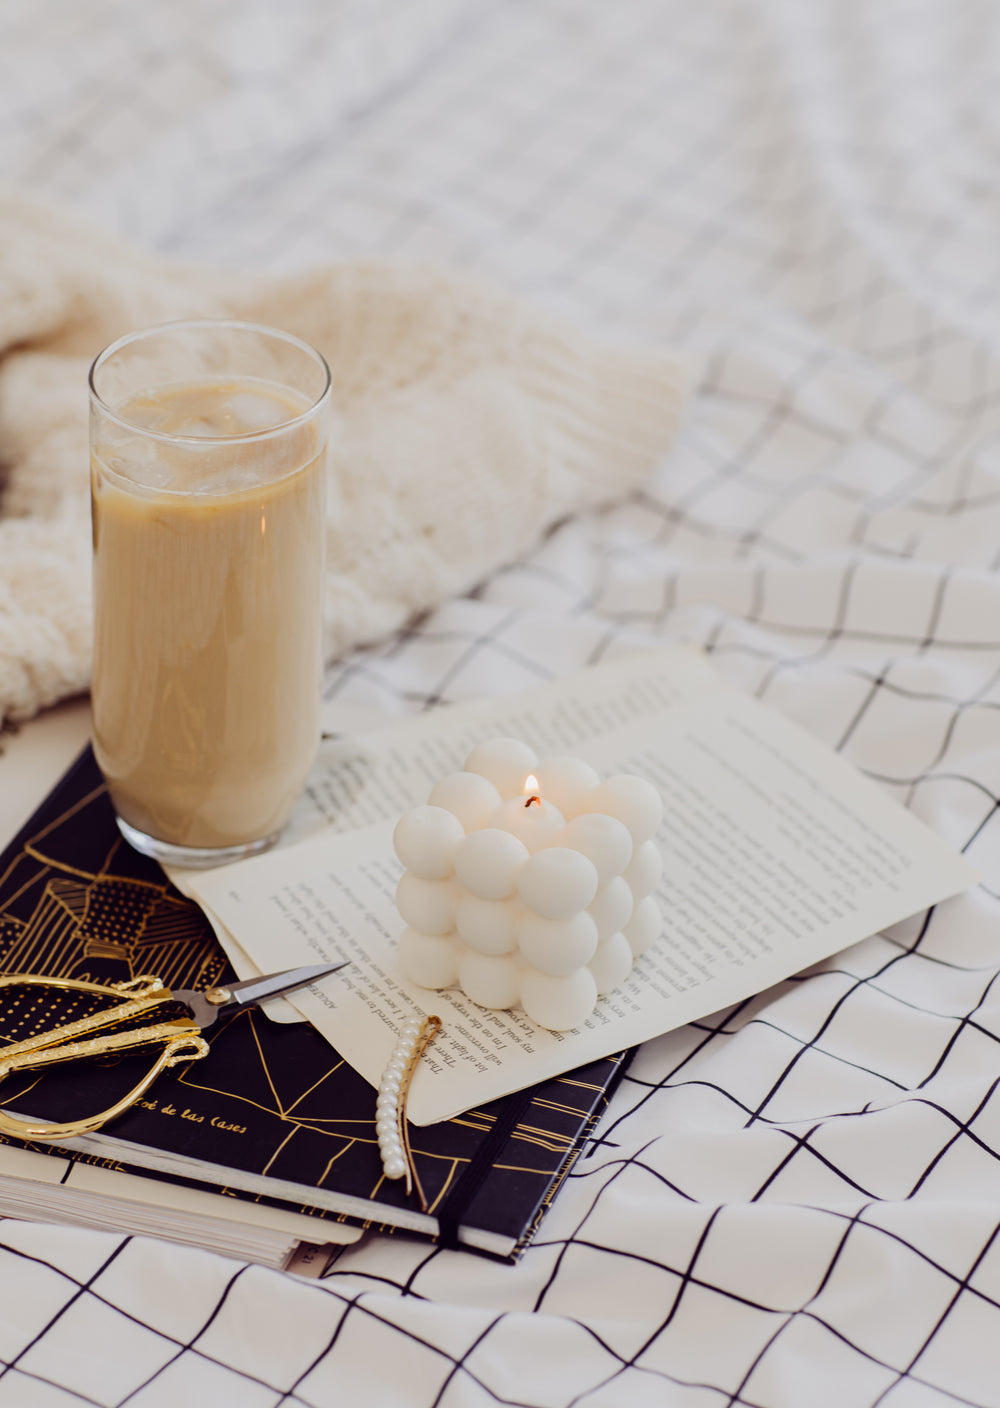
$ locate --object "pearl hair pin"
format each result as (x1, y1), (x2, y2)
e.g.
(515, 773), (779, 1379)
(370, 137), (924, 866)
(377, 1012), (442, 1208)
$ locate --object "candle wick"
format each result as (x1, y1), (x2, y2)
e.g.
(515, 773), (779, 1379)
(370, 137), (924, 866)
(524, 795), (541, 809)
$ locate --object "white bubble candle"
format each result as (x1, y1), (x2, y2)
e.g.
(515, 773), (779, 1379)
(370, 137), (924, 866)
(393, 737), (664, 1031)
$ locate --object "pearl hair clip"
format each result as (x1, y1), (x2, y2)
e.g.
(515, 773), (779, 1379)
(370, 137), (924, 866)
(377, 1012), (441, 1209)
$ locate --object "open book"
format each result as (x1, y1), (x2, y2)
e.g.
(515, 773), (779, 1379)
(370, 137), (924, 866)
(184, 647), (977, 1125)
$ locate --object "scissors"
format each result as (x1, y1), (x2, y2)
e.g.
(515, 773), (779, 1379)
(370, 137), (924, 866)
(0, 961), (348, 1142)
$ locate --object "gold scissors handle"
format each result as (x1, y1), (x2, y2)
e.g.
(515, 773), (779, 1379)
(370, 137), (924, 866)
(0, 973), (210, 1141)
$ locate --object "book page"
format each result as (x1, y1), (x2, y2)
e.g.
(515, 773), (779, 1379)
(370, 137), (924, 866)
(190, 663), (977, 1125)
(289, 644), (722, 843)
(170, 646), (721, 1016)
(0, 1142), (362, 1246)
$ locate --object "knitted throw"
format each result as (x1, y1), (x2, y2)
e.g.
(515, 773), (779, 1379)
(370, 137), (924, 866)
(0, 194), (687, 725)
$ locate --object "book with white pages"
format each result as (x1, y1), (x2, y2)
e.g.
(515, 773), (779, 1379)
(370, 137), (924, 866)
(0, 744), (632, 1262)
(0, 1138), (361, 1272)
(183, 647), (978, 1126)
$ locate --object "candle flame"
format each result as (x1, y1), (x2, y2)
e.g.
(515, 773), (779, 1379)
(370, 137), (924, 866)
(523, 774), (541, 808)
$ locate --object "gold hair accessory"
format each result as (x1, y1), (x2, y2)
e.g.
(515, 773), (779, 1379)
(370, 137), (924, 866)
(376, 1013), (441, 1209)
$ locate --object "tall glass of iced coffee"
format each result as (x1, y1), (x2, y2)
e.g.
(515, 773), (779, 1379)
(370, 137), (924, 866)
(89, 320), (330, 867)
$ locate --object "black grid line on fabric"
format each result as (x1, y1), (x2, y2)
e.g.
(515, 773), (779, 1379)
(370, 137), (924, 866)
(869, 1220), (1000, 1408)
(551, 1208), (798, 1408)
(318, 1219), (841, 1408)
(322, 612), (557, 711)
(732, 912), (1000, 1135)
(540, 1188), (1000, 1408)
(0, 1247), (325, 1408)
(586, 978), (1000, 1179)
(0, 1366), (107, 1407)
(109, 1263), (259, 1406)
(391, 1182), (1000, 1408)
(0, 1239), (126, 1407)
(584, 915), (1000, 1166)
(834, 1205), (1000, 1325)
(282, 1294), (542, 1408)
(585, 997), (764, 1155)
(905, 1079), (1000, 1198)
(268, 1287), (364, 1408)
(0, 1238), (130, 1388)
(598, 1084), (887, 1200)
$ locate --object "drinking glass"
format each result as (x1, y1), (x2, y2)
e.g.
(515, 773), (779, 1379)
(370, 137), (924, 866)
(89, 319), (330, 867)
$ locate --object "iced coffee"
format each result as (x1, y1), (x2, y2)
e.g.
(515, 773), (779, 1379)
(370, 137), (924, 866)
(89, 322), (330, 866)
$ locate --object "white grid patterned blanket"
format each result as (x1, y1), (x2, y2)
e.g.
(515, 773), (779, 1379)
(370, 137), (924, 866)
(1, 2), (999, 1404)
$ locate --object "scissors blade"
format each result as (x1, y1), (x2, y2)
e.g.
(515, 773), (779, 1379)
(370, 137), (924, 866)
(171, 961), (349, 1030)
(226, 961), (350, 1008)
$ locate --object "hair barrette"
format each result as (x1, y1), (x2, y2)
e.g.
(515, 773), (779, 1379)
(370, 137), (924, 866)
(376, 1013), (441, 1210)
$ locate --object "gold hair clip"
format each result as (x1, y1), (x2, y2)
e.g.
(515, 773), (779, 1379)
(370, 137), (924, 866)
(376, 1013), (441, 1210)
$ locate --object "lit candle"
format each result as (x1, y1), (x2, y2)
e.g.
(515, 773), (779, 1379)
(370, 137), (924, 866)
(530, 755), (602, 819)
(490, 775), (566, 852)
(464, 737), (540, 798)
(393, 737), (665, 1029)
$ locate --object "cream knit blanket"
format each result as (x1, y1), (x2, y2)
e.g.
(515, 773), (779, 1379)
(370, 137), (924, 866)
(0, 194), (687, 726)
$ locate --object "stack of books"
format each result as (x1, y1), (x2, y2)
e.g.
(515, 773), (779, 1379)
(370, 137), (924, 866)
(0, 746), (630, 1271)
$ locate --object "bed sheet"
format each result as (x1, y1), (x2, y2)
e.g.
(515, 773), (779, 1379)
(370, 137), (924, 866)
(1, 1), (999, 1404)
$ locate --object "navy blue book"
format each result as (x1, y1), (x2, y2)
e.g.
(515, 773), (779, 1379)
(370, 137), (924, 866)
(0, 746), (631, 1260)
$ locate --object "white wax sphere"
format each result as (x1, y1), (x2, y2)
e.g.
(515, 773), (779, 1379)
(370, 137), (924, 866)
(397, 928), (460, 989)
(490, 795), (566, 853)
(454, 828), (529, 901)
(464, 737), (539, 799)
(530, 756), (601, 819)
(393, 806), (465, 880)
(458, 951), (522, 1009)
(518, 910), (599, 977)
(396, 873), (459, 935)
(455, 894), (521, 955)
(520, 967), (599, 1032)
(587, 876), (634, 940)
(558, 813), (633, 884)
(624, 895), (662, 958)
(428, 771), (503, 831)
(580, 775), (663, 844)
(623, 840), (663, 900)
(588, 932), (634, 995)
(517, 847), (599, 920)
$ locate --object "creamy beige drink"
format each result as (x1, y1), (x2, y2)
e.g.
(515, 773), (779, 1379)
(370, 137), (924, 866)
(90, 356), (328, 862)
